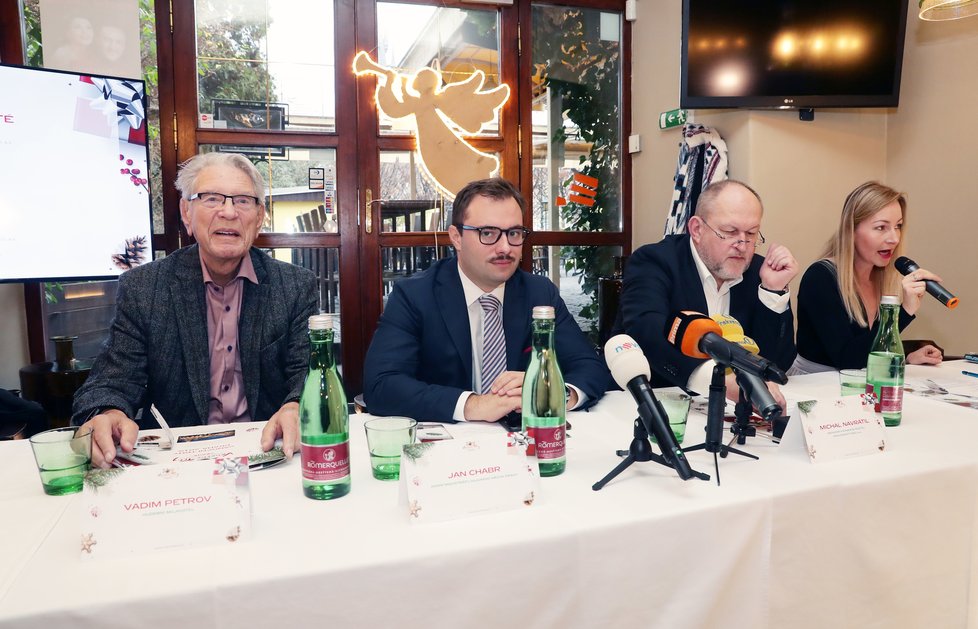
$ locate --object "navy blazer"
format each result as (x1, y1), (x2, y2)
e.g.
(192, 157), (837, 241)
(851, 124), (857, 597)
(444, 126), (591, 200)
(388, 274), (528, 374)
(613, 234), (795, 391)
(363, 257), (609, 422)
(71, 245), (317, 427)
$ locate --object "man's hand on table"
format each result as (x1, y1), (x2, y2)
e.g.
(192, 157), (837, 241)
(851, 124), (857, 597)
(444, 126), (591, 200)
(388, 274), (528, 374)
(78, 409), (138, 469)
(261, 401), (300, 458)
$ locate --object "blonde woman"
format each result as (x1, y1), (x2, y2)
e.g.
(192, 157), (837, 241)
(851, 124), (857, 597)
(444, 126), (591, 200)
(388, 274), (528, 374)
(791, 182), (943, 374)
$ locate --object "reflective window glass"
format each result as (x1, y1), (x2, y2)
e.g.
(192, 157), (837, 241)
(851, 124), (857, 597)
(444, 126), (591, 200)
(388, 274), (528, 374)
(195, 0), (336, 133)
(375, 3), (502, 136)
(531, 6), (623, 233)
(198, 146), (338, 234)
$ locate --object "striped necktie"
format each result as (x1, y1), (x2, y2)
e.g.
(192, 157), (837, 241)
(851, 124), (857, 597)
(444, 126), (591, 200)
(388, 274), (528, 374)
(479, 294), (506, 394)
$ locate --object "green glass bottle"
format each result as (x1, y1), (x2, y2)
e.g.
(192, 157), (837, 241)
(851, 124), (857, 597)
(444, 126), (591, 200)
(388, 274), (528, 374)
(866, 295), (905, 427)
(521, 306), (566, 477)
(300, 314), (350, 499)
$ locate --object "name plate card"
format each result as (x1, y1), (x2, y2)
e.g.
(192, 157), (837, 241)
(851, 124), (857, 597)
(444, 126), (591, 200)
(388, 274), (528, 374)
(399, 434), (539, 523)
(796, 396), (887, 463)
(80, 458), (252, 559)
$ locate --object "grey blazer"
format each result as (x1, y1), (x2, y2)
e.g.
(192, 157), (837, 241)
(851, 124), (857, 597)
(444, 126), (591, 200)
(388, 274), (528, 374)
(71, 245), (318, 427)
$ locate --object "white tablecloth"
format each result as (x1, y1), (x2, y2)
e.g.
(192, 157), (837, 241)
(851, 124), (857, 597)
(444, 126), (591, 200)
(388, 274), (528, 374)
(2, 363), (977, 628)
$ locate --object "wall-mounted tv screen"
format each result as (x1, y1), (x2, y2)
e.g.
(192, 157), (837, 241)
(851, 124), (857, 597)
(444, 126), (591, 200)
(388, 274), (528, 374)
(681, 0), (909, 109)
(0, 63), (152, 283)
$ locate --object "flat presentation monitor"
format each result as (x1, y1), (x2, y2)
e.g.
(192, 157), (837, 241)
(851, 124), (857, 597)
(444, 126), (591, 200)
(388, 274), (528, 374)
(0, 63), (152, 283)
(681, 0), (909, 109)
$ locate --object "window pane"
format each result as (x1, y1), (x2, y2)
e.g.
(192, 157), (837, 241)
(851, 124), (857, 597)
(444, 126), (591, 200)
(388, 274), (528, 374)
(196, 0), (336, 133)
(379, 151), (453, 232)
(532, 245), (622, 342)
(381, 246), (453, 304)
(198, 146), (338, 233)
(531, 6), (622, 233)
(267, 247), (342, 372)
(375, 3), (502, 136)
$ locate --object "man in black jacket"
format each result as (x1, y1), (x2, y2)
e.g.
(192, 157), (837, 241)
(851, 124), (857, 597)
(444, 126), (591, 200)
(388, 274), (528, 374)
(363, 178), (608, 423)
(614, 180), (798, 406)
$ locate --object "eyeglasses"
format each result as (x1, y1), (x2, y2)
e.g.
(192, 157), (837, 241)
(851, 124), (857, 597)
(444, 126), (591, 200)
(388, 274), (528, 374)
(455, 225), (531, 246)
(190, 192), (261, 211)
(698, 218), (765, 248)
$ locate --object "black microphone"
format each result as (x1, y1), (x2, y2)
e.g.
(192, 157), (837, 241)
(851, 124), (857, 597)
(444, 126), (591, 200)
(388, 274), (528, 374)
(666, 311), (788, 385)
(894, 256), (959, 309)
(733, 370), (781, 421)
(604, 335), (694, 480)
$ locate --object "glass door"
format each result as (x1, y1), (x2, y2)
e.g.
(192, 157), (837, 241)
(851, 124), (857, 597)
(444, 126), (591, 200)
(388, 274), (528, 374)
(172, 0), (366, 388)
(353, 0), (519, 348)
(356, 0), (630, 352)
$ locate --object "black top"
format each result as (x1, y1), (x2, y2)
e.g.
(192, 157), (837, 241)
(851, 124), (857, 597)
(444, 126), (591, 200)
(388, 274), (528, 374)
(796, 260), (914, 370)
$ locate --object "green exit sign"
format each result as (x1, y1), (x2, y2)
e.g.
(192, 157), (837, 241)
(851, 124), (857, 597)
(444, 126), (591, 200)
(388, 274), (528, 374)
(658, 108), (688, 130)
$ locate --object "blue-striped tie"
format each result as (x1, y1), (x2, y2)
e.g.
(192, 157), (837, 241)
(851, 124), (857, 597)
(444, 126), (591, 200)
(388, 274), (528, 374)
(479, 294), (506, 394)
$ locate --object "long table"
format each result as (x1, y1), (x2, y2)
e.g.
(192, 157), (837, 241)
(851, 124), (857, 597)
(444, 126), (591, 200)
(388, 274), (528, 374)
(2, 362), (978, 628)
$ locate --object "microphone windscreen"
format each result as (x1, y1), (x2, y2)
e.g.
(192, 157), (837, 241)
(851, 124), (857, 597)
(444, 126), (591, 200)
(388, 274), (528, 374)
(711, 313), (744, 337)
(604, 334), (652, 390)
(666, 311), (721, 359)
(712, 314), (759, 354)
(725, 333), (760, 355)
(894, 256), (918, 276)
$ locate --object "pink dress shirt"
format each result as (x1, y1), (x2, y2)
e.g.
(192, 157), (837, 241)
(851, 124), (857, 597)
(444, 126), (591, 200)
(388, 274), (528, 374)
(200, 255), (258, 424)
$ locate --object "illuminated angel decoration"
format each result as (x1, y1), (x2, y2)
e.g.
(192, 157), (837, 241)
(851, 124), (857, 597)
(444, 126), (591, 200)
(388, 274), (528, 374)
(353, 51), (511, 198)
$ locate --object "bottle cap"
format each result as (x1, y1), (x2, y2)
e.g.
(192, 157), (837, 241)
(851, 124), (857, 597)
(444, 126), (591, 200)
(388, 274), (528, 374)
(880, 295), (900, 306)
(532, 306), (555, 319)
(308, 314), (332, 330)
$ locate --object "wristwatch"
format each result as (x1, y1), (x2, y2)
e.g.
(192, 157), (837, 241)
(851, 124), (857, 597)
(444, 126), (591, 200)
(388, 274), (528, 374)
(760, 285), (789, 296)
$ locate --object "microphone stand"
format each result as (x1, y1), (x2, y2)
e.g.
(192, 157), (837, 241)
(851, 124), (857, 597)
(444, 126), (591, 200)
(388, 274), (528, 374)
(592, 412), (709, 491)
(683, 364), (757, 485)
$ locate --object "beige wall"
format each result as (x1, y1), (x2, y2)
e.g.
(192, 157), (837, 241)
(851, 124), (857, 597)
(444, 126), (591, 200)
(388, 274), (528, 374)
(886, 11), (978, 355)
(0, 284), (29, 390)
(632, 2), (977, 355)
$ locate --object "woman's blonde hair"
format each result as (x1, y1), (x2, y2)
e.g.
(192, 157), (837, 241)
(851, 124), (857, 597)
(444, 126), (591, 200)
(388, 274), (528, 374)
(819, 181), (907, 327)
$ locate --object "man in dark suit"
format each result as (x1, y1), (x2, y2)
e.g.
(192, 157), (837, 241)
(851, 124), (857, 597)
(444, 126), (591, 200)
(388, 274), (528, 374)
(72, 152), (317, 467)
(615, 180), (798, 406)
(363, 178), (608, 423)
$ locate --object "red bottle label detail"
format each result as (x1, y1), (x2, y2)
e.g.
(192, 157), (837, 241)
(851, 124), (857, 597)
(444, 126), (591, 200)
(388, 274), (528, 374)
(531, 425), (566, 461)
(301, 441), (350, 482)
(879, 386), (903, 414)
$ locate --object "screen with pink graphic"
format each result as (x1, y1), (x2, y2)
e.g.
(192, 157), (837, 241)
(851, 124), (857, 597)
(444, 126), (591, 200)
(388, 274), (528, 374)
(0, 63), (152, 282)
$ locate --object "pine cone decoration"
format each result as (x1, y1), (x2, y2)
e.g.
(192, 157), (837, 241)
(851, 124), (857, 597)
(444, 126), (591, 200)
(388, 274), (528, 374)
(112, 236), (148, 270)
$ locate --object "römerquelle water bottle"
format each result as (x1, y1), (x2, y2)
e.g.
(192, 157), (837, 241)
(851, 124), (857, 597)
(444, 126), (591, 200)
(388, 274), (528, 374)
(521, 306), (566, 477)
(866, 295), (905, 427)
(300, 314), (351, 499)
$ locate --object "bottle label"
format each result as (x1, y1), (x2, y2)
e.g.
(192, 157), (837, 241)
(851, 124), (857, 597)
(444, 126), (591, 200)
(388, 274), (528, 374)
(867, 383), (881, 412)
(531, 425), (566, 461)
(879, 385), (903, 414)
(301, 441), (350, 482)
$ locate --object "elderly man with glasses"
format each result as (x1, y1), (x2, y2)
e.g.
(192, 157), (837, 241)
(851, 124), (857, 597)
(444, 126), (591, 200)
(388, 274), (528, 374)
(614, 179), (799, 407)
(72, 152), (317, 468)
(363, 177), (608, 424)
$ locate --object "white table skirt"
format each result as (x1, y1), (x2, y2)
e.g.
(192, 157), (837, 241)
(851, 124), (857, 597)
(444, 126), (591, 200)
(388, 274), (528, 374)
(2, 362), (977, 628)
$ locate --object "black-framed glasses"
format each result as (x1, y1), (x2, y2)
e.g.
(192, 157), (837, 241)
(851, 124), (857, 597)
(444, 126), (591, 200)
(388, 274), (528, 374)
(455, 224), (531, 246)
(699, 218), (765, 248)
(190, 192), (261, 211)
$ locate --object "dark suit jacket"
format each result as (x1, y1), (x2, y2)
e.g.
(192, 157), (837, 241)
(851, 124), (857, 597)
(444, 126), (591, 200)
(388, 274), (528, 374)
(71, 245), (317, 427)
(613, 234), (795, 391)
(363, 257), (609, 422)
